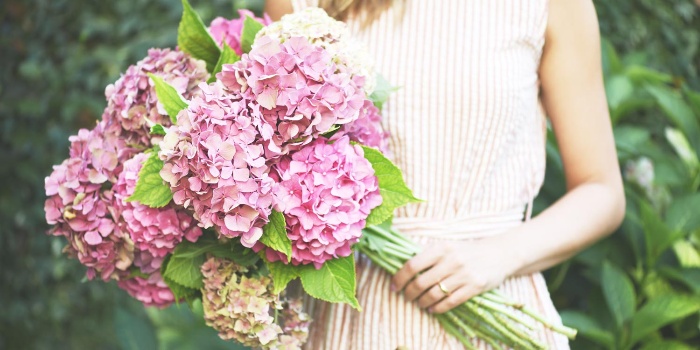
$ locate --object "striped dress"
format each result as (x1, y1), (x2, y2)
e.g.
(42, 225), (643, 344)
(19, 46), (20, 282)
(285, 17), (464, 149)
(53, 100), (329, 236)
(291, 0), (570, 348)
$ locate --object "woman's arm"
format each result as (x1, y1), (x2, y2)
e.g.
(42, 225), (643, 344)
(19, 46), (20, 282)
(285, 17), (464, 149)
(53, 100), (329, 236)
(496, 0), (625, 275)
(264, 0), (294, 21)
(391, 0), (625, 314)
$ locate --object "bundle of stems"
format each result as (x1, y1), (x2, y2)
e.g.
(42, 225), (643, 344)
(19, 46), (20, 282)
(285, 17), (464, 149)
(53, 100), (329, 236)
(357, 224), (577, 350)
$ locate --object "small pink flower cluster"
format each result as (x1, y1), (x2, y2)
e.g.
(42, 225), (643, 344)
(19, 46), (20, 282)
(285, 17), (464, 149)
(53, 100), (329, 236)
(45, 123), (135, 281)
(103, 48), (208, 146)
(268, 136), (382, 268)
(114, 152), (202, 273)
(333, 100), (391, 156)
(201, 257), (309, 349)
(159, 83), (275, 247)
(209, 10), (272, 55)
(219, 35), (366, 156)
(117, 272), (175, 308)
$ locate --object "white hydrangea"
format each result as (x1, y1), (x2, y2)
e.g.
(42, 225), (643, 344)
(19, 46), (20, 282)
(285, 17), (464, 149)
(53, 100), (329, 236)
(257, 7), (376, 95)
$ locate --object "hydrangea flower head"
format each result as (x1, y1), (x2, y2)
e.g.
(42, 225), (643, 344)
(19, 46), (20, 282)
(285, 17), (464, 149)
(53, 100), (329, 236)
(201, 257), (310, 349)
(219, 35), (365, 157)
(44, 122), (134, 281)
(209, 10), (272, 55)
(103, 48), (208, 146)
(257, 7), (376, 95)
(117, 272), (175, 308)
(159, 82), (274, 247)
(268, 136), (382, 268)
(114, 152), (202, 273)
(332, 100), (391, 156)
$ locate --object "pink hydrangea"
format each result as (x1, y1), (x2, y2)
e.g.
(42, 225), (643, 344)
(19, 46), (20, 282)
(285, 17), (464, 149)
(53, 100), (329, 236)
(45, 123), (134, 281)
(103, 48), (208, 146)
(201, 257), (310, 349)
(218, 35), (366, 157)
(114, 152), (202, 273)
(159, 82), (274, 247)
(268, 136), (382, 268)
(117, 272), (175, 308)
(332, 100), (391, 156)
(209, 10), (272, 55)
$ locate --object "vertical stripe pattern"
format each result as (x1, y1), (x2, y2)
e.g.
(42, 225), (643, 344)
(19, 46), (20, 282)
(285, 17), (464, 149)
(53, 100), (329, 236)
(291, 0), (568, 348)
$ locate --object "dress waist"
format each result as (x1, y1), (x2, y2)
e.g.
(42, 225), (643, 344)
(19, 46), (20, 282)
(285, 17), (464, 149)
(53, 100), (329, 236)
(392, 207), (527, 240)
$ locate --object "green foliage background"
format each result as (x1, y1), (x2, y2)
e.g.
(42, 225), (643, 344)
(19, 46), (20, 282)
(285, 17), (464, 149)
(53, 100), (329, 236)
(1, 0), (698, 349)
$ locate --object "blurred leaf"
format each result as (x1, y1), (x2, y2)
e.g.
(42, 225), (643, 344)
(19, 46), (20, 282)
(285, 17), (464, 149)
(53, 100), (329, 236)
(614, 126), (650, 153)
(601, 261), (637, 328)
(672, 241), (700, 268)
(666, 193), (700, 232)
(630, 294), (700, 343)
(115, 308), (158, 350)
(665, 127), (700, 174)
(625, 65), (673, 85)
(640, 340), (696, 350)
(648, 86), (700, 153)
(560, 310), (614, 347)
(658, 267), (700, 294)
(641, 201), (679, 266)
(177, 0), (221, 72)
(606, 75), (634, 111)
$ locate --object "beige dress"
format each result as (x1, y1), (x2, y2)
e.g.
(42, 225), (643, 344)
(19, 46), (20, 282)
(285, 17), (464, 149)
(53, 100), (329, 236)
(291, 0), (570, 348)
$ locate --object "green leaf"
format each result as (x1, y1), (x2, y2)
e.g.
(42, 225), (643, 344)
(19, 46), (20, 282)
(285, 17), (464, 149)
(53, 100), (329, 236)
(559, 310), (614, 347)
(240, 16), (264, 54)
(172, 235), (260, 267)
(640, 200), (683, 267)
(640, 340), (697, 350)
(177, 0), (221, 72)
(259, 210), (292, 262)
(163, 249), (205, 290)
(605, 74), (634, 111)
(266, 260), (301, 294)
(126, 149), (173, 208)
(673, 240), (700, 268)
(647, 85), (700, 152)
(361, 146), (420, 226)
(369, 74), (398, 110)
(147, 73), (188, 123)
(114, 308), (158, 350)
(601, 261), (636, 328)
(207, 43), (240, 83)
(666, 193), (700, 232)
(624, 65), (672, 85)
(630, 294), (700, 343)
(665, 127), (699, 173)
(299, 255), (360, 310)
(163, 274), (198, 301)
(150, 124), (166, 136)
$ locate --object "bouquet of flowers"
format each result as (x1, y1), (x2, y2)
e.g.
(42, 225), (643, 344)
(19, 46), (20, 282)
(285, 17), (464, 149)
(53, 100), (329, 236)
(45, 1), (575, 349)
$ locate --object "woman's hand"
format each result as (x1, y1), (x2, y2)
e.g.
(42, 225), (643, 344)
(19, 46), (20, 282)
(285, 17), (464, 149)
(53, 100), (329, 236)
(391, 238), (519, 314)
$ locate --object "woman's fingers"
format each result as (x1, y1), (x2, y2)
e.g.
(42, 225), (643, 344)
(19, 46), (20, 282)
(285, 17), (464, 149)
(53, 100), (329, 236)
(391, 243), (444, 292)
(429, 285), (479, 314)
(415, 274), (461, 309)
(402, 257), (454, 301)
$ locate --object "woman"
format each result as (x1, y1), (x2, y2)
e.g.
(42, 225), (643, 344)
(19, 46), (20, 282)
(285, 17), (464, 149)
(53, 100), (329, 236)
(265, 0), (625, 348)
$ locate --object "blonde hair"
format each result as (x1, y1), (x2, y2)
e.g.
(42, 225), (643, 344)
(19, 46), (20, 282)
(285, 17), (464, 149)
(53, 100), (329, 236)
(318, 0), (401, 28)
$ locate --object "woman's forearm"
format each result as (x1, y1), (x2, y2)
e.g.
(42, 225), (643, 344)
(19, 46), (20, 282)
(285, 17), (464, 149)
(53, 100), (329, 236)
(494, 181), (625, 277)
